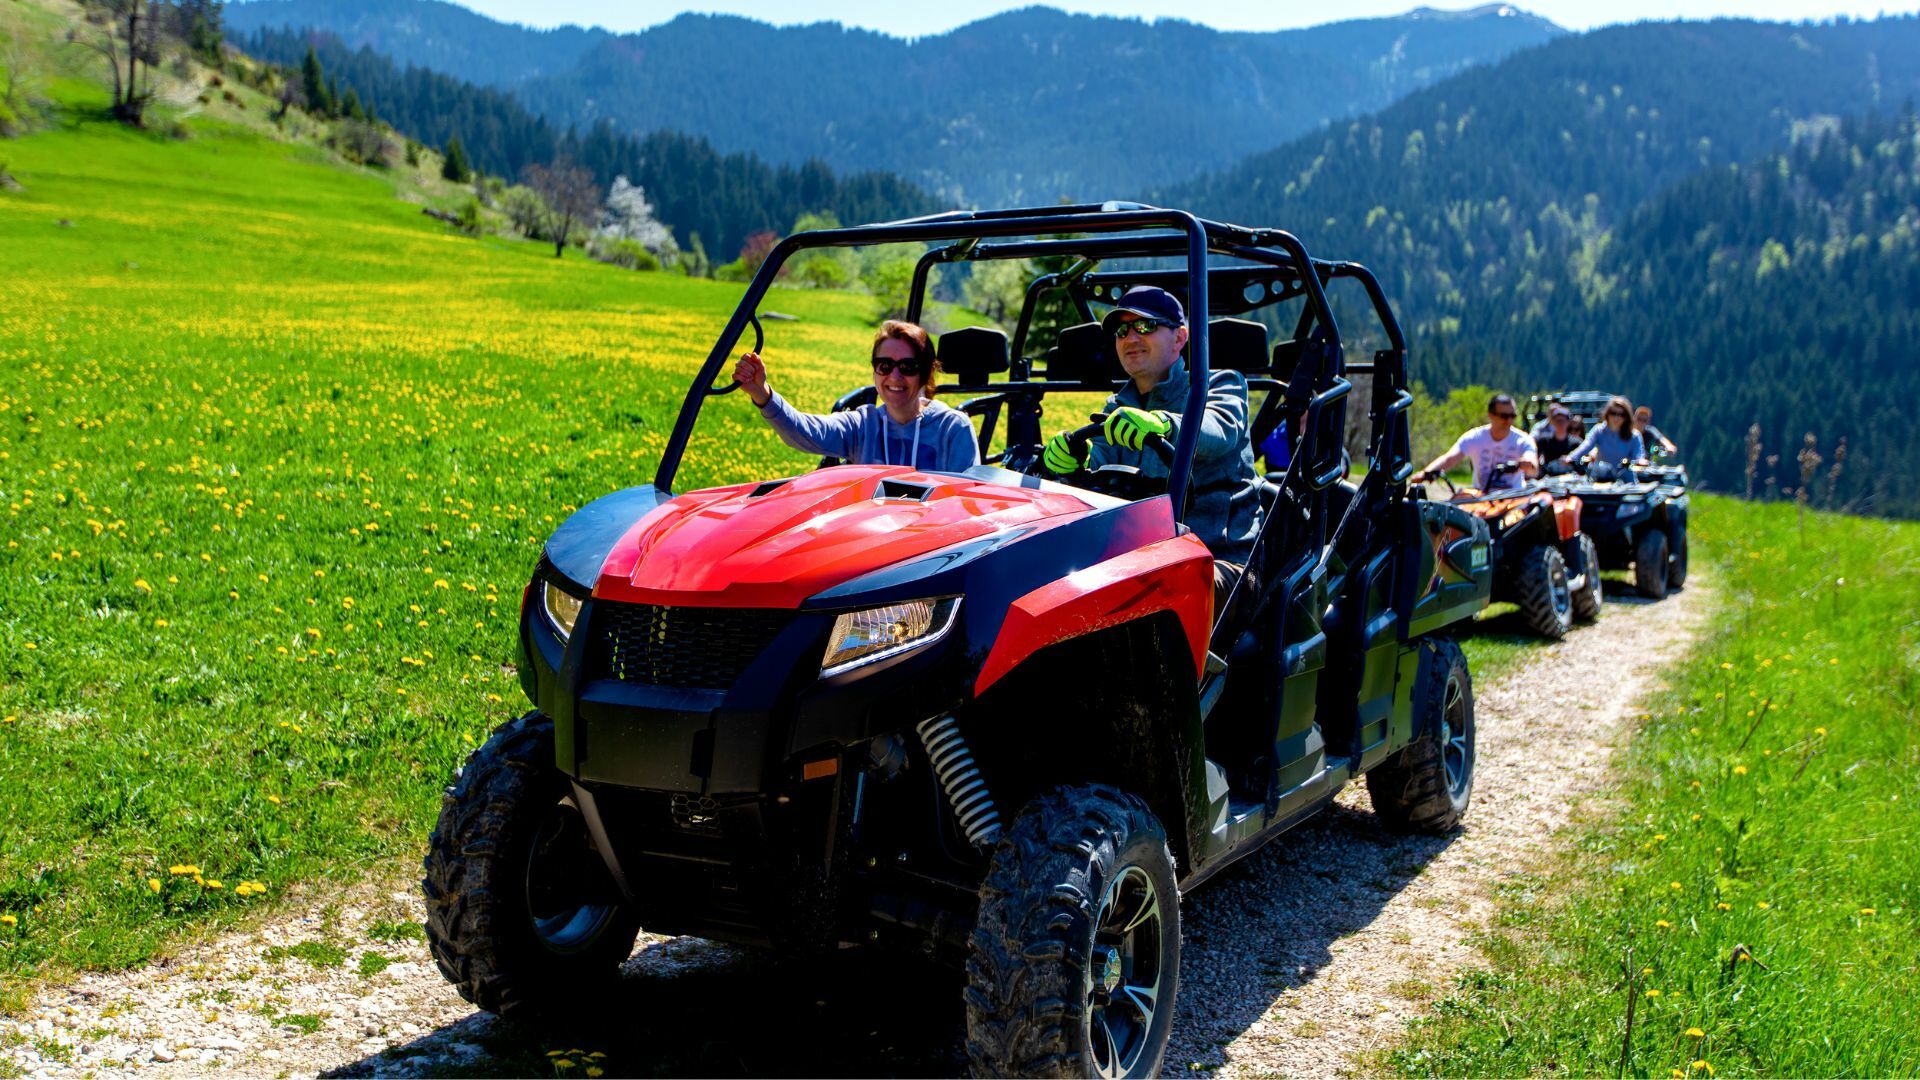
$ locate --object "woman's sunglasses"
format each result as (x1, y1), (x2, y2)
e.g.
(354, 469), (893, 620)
(871, 357), (928, 377)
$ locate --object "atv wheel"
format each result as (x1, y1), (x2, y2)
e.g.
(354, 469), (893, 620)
(965, 785), (1179, 1079)
(1634, 529), (1671, 600)
(423, 712), (640, 1020)
(1515, 545), (1574, 639)
(1571, 533), (1604, 622)
(1367, 638), (1474, 833)
(1667, 522), (1689, 589)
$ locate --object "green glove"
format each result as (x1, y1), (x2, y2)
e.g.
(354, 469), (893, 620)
(1106, 407), (1174, 451)
(1043, 431), (1086, 475)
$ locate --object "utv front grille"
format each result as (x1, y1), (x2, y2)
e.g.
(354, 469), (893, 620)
(592, 602), (796, 690)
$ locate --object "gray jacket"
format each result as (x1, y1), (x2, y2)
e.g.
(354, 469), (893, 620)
(1089, 359), (1262, 565)
(1568, 426), (1646, 467)
(758, 392), (980, 472)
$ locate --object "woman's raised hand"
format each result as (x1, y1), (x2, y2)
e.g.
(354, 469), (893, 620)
(733, 351), (772, 406)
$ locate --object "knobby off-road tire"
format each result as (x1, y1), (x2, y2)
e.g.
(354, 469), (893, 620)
(422, 712), (641, 1020)
(1571, 532), (1605, 621)
(1667, 521), (1689, 589)
(1514, 544), (1574, 639)
(1367, 637), (1475, 833)
(965, 785), (1179, 1079)
(1634, 528), (1671, 600)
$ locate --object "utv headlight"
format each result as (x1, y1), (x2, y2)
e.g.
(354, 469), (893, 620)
(821, 597), (961, 677)
(542, 580), (584, 641)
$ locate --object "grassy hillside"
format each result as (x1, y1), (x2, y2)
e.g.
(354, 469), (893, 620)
(1392, 495), (1920, 1077)
(0, 91), (891, 1001)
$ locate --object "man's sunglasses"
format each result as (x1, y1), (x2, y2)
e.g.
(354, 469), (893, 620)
(1111, 319), (1171, 340)
(1491, 410), (1517, 420)
(871, 357), (928, 377)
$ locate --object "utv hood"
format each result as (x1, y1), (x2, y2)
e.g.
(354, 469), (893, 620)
(593, 465), (1099, 608)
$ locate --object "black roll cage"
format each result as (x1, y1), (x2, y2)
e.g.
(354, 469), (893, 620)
(656, 202), (1417, 524)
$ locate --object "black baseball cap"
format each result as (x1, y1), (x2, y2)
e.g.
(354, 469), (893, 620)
(1099, 286), (1186, 333)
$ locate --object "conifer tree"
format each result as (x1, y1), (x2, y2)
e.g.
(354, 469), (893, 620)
(299, 46), (332, 117)
(441, 136), (470, 184)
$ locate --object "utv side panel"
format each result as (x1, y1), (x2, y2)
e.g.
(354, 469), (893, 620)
(973, 533), (1214, 694)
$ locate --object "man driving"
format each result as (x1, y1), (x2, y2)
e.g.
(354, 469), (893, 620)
(1415, 393), (1539, 492)
(1042, 286), (1262, 614)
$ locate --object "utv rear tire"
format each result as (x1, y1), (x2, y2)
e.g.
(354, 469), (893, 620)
(1515, 545), (1574, 639)
(965, 785), (1179, 1079)
(422, 712), (640, 1020)
(1571, 533), (1604, 621)
(1667, 522), (1689, 589)
(1367, 638), (1474, 833)
(1634, 529), (1671, 600)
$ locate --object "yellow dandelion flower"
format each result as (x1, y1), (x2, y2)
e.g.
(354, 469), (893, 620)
(205, 879), (223, 889)
(1693, 1061), (1715, 1076)
(1687, 1028), (1705, 1038)
(1757, 901), (1771, 910)
(1645, 989), (1662, 998)
(0, 915), (15, 927)
(148, 878), (162, 893)
(1815, 727), (1827, 736)
(1715, 902), (1731, 911)
(1655, 919), (1672, 928)
(134, 578), (153, 592)
(267, 794), (281, 805)
(1860, 907), (1876, 916)
(1671, 881), (1683, 890)
(169, 864), (200, 876)
(586, 1069), (604, 1079)
(1733, 765), (1748, 776)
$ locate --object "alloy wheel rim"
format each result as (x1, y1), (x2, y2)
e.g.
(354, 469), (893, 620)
(524, 796), (621, 954)
(1441, 675), (1472, 799)
(1088, 864), (1164, 1078)
(1551, 563), (1572, 618)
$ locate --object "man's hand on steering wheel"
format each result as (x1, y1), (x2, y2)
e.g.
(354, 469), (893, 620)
(1105, 407), (1174, 451)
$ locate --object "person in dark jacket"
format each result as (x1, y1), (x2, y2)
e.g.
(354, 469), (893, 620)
(1536, 404), (1581, 472)
(1041, 286), (1262, 616)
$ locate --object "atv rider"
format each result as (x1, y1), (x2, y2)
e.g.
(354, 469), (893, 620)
(733, 320), (980, 472)
(1042, 286), (1262, 615)
(1634, 404), (1678, 458)
(1560, 395), (1648, 477)
(1415, 393), (1539, 492)
(1535, 404), (1580, 474)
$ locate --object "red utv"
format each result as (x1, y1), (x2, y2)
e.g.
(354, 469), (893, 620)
(422, 204), (1493, 1077)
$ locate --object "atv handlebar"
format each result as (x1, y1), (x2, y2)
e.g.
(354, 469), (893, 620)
(707, 314), (765, 397)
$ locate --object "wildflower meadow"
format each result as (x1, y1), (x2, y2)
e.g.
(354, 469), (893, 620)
(0, 111), (885, 999)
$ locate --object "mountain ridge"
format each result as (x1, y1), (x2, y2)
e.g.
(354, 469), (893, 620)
(224, 0), (1563, 201)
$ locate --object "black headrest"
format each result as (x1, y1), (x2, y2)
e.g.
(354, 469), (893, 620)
(936, 326), (1010, 390)
(1042, 322), (1123, 388)
(1208, 318), (1270, 375)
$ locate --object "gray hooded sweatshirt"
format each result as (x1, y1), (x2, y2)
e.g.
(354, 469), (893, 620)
(758, 391), (980, 473)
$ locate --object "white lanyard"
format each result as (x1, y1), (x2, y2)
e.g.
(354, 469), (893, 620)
(883, 411), (922, 470)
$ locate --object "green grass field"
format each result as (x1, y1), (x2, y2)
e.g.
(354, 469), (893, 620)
(1392, 495), (1920, 1078)
(0, 105), (902, 1002)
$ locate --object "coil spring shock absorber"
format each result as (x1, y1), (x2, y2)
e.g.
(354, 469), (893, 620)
(914, 715), (1002, 849)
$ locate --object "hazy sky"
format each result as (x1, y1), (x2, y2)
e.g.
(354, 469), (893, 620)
(447, 0), (1919, 38)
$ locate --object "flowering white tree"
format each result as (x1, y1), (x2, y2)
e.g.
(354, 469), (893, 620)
(597, 176), (678, 261)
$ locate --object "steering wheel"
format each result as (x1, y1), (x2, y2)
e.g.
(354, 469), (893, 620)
(1031, 413), (1175, 500)
(707, 313), (764, 396)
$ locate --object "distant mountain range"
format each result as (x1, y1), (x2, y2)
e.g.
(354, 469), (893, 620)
(224, 1), (1563, 202)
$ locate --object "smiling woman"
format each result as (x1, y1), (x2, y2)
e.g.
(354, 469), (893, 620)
(730, 318), (981, 474)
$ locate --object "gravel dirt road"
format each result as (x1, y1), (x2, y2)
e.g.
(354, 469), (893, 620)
(2, 580), (1706, 1078)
